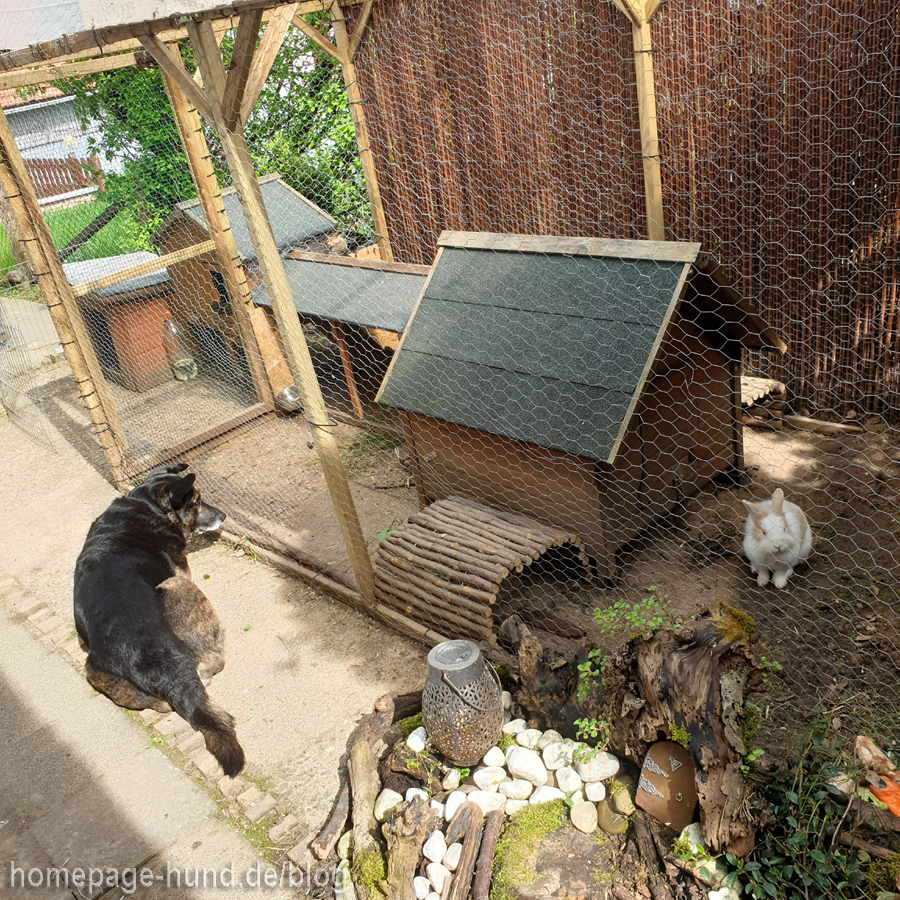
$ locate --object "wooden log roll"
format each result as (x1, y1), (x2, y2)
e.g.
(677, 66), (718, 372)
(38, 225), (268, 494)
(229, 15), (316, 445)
(387, 530), (509, 582)
(406, 518), (526, 572)
(423, 508), (540, 562)
(373, 572), (492, 631)
(377, 551), (498, 606)
(381, 537), (499, 593)
(373, 584), (493, 643)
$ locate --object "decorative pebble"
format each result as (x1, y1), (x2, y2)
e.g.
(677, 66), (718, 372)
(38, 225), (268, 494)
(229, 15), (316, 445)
(529, 785), (565, 804)
(585, 781), (607, 803)
(337, 830), (352, 860)
(406, 727), (427, 753)
(426, 863), (451, 894)
(570, 800), (599, 834)
(610, 783), (636, 816)
(574, 750), (620, 783)
(406, 787), (429, 803)
(505, 799), (529, 815)
(374, 788), (404, 822)
(413, 876), (431, 900)
(502, 718), (527, 735)
(468, 790), (507, 815)
(542, 742), (573, 771)
(443, 842), (462, 871)
(425, 894), (441, 900)
(506, 746), (549, 786)
(482, 746), (506, 767)
(570, 789), (584, 805)
(473, 766), (507, 792)
(556, 766), (583, 795)
(501, 690), (512, 710)
(444, 790), (467, 822)
(596, 798), (629, 835)
(335, 859), (356, 900)
(429, 799), (445, 821)
(423, 830), (447, 863)
(537, 729), (564, 750)
(442, 769), (461, 791)
(499, 779), (533, 800)
(516, 728), (543, 750)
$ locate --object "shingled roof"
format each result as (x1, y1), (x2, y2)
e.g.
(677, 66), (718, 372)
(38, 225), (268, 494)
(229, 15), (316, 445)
(171, 173), (337, 260)
(376, 231), (784, 464)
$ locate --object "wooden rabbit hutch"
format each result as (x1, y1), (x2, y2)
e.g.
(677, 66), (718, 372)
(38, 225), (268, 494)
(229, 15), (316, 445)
(376, 231), (786, 584)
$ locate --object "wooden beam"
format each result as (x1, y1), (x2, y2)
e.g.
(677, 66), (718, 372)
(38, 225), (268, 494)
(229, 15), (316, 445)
(0, 0), (334, 73)
(138, 33), (216, 123)
(185, 13), (376, 606)
(69, 239), (215, 297)
(0, 52), (142, 90)
(222, 8), (265, 130)
(164, 71), (275, 405)
(348, 0), (374, 61)
(0, 107), (130, 490)
(330, 2), (393, 261)
(240, 3), (299, 125)
(287, 249), (430, 276)
(291, 13), (342, 61)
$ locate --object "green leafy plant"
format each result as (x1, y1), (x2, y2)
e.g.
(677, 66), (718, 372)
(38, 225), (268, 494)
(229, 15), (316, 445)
(758, 656), (784, 684)
(724, 715), (869, 900)
(740, 747), (765, 777)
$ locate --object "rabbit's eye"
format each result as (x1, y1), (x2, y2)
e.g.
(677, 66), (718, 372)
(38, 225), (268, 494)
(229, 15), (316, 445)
(761, 529), (767, 536)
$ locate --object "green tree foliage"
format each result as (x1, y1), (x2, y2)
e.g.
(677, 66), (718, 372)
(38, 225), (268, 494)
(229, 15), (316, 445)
(60, 13), (368, 250)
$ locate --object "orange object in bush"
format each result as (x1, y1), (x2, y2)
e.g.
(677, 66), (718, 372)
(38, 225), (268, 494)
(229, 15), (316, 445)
(865, 771), (900, 817)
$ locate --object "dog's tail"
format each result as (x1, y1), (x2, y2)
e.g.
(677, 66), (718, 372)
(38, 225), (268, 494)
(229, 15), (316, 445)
(190, 698), (245, 778)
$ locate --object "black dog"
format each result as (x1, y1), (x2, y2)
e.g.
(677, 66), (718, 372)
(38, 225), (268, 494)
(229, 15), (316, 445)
(74, 464), (244, 776)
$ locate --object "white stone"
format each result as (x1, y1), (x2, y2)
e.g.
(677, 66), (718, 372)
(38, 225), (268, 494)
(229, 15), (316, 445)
(570, 801), (598, 834)
(374, 788), (404, 822)
(505, 799), (529, 815)
(468, 790), (507, 815)
(443, 842), (462, 871)
(429, 799), (445, 821)
(337, 830), (353, 860)
(482, 746), (507, 767)
(425, 895), (441, 900)
(444, 790), (467, 822)
(334, 860), (357, 900)
(574, 750), (619, 783)
(530, 785), (566, 804)
(501, 690), (513, 710)
(442, 769), (461, 791)
(473, 766), (507, 792)
(406, 787), (429, 803)
(585, 781), (607, 803)
(570, 789), (584, 805)
(556, 766), (583, 795)
(406, 727), (427, 753)
(506, 746), (549, 786)
(709, 889), (741, 900)
(502, 718), (527, 734)
(542, 741), (573, 770)
(423, 829), (447, 863)
(499, 778), (533, 800)
(413, 876), (431, 900)
(537, 729), (564, 750)
(516, 728), (543, 750)
(426, 863), (451, 894)
(681, 822), (706, 851)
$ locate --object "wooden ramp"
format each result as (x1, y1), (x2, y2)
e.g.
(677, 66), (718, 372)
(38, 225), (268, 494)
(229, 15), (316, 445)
(373, 497), (592, 645)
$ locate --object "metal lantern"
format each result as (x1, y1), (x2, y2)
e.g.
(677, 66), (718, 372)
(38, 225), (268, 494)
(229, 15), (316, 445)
(422, 640), (503, 766)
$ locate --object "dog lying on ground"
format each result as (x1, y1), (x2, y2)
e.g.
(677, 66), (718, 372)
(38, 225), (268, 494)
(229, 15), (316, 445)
(73, 463), (244, 776)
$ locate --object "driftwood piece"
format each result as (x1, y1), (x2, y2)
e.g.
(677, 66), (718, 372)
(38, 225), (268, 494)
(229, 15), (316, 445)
(383, 797), (438, 900)
(446, 801), (484, 900)
(472, 809), (504, 900)
(498, 615), (586, 733)
(633, 810), (673, 900)
(311, 782), (350, 860)
(608, 611), (758, 856)
(836, 832), (898, 860)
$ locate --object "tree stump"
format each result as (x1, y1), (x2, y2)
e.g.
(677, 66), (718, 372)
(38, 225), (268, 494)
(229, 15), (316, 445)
(607, 608), (760, 856)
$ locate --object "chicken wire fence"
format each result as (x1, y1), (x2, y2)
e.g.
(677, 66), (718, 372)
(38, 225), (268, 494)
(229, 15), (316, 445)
(0, 0), (898, 752)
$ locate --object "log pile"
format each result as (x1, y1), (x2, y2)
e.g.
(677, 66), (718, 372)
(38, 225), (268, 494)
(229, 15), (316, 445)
(741, 376), (786, 430)
(373, 497), (591, 645)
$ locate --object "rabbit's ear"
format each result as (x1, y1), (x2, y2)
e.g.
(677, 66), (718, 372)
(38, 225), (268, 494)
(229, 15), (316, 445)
(771, 488), (785, 513)
(743, 499), (762, 515)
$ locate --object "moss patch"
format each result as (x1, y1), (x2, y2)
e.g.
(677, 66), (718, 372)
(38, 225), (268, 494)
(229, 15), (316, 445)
(711, 602), (757, 642)
(491, 801), (567, 900)
(498, 733), (516, 752)
(669, 721), (690, 749)
(397, 713), (423, 738)
(352, 849), (386, 899)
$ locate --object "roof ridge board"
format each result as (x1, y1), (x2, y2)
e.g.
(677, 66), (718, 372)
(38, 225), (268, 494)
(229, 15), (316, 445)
(436, 230), (701, 263)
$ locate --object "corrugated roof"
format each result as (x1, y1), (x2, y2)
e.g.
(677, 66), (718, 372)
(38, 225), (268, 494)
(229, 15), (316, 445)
(174, 174), (337, 260)
(253, 254), (427, 333)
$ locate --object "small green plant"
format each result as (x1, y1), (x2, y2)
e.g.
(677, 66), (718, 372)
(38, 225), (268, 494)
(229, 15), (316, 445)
(377, 518), (398, 541)
(498, 733), (516, 752)
(758, 656), (784, 684)
(239, 536), (258, 564)
(673, 833), (705, 861)
(740, 747), (765, 777)
(573, 711), (612, 750)
(454, 766), (470, 782)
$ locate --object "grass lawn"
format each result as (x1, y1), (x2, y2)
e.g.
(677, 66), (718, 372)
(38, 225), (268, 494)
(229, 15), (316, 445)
(0, 198), (146, 271)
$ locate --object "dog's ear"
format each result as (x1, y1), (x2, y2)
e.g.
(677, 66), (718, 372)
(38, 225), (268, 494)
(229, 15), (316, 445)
(165, 473), (196, 510)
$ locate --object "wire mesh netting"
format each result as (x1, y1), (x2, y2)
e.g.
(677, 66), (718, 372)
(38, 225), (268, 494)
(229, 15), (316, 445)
(0, 0), (897, 764)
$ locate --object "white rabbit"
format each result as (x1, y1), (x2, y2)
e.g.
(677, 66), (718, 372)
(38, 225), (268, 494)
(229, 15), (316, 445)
(742, 488), (812, 588)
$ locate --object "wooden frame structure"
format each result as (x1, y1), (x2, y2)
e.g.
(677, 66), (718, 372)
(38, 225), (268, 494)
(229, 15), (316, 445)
(0, 0), (383, 605)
